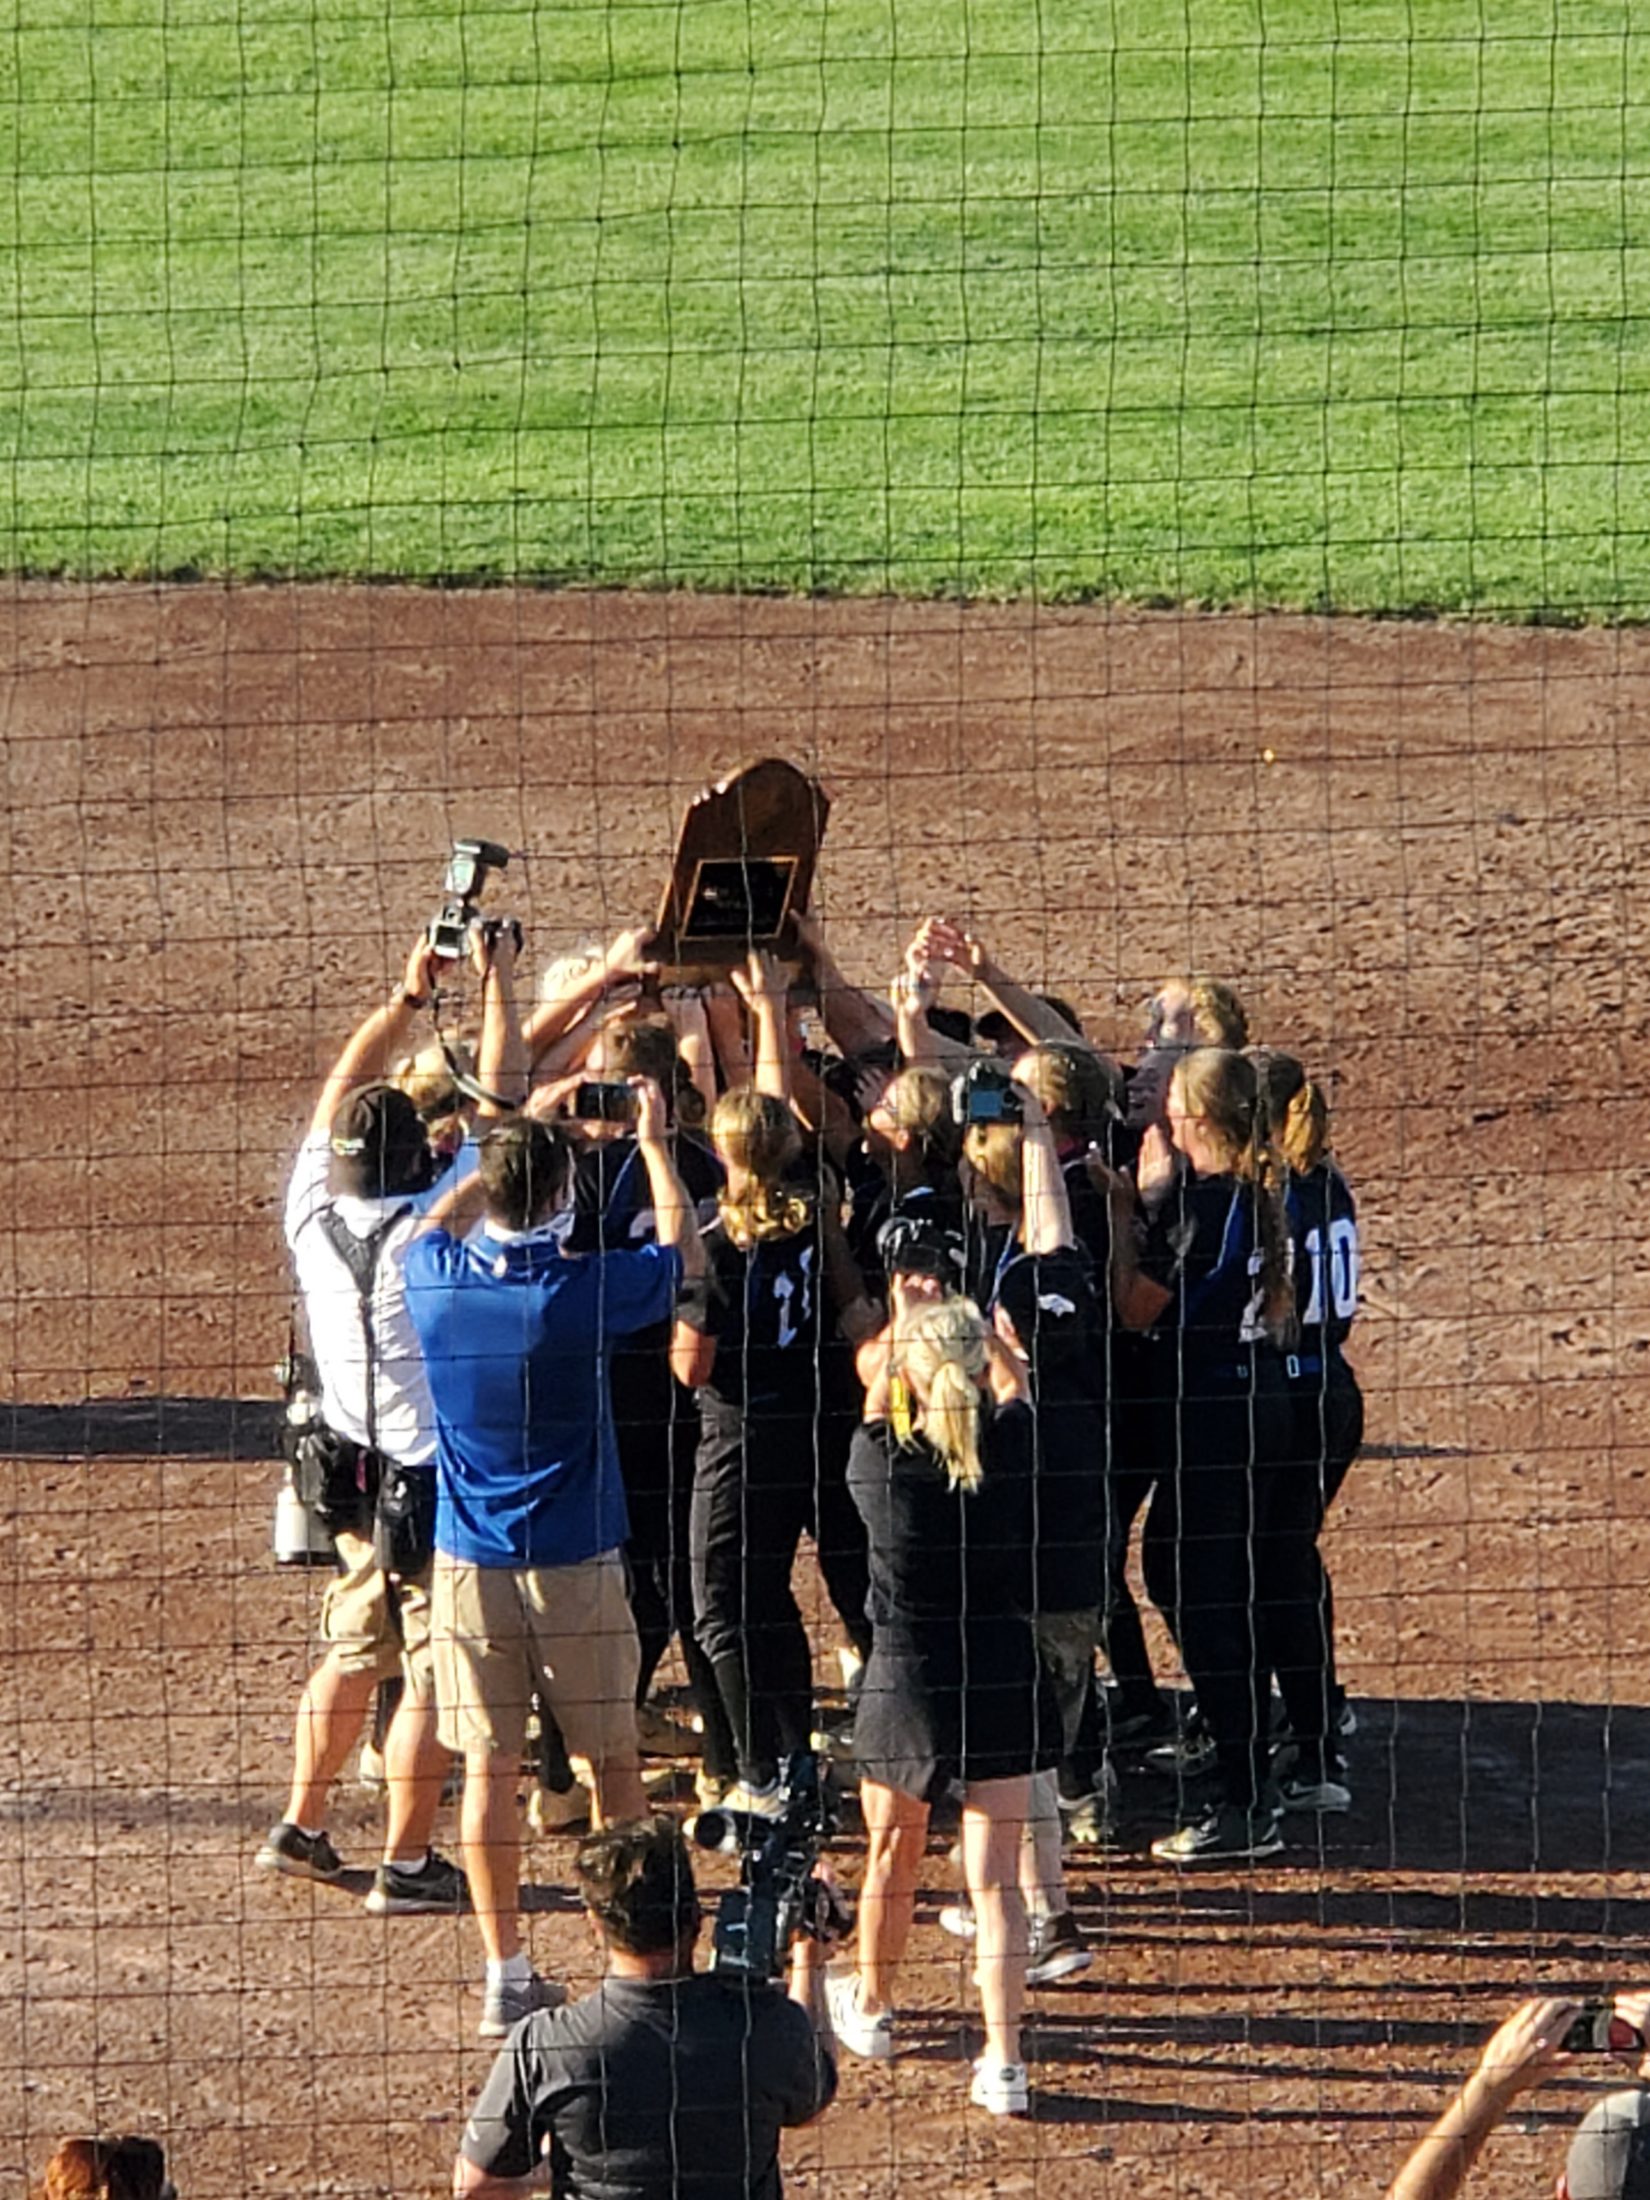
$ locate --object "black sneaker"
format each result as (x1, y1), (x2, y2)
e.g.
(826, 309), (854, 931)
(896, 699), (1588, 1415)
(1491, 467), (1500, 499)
(1277, 1767), (1352, 1815)
(255, 1822), (343, 1883)
(1026, 1910), (1093, 1986)
(1151, 1804), (1285, 1863)
(1104, 1697), (1176, 1751)
(364, 1849), (470, 1915)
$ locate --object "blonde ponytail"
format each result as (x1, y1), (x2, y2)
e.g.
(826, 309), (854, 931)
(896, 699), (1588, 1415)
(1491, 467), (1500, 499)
(1248, 1045), (1330, 1174)
(893, 1295), (991, 1492)
(1173, 1047), (1297, 1347)
(711, 1087), (813, 1249)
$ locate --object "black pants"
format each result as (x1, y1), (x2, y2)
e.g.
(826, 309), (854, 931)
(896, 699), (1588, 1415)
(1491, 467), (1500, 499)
(1280, 1372), (1365, 1742)
(809, 1402), (873, 1665)
(691, 1408), (817, 1790)
(1142, 1376), (1316, 1811)
(619, 1393), (738, 1783)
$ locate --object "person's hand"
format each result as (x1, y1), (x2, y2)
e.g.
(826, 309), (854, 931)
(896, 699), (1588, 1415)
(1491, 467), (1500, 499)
(918, 916), (976, 973)
(629, 1075), (669, 1146)
(402, 936), (440, 1005)
(524, 1073), (581, 1121)
(1471, 1996), (1580, 2100)
(467, 916), (520, 981)
(792, 904), (825, 966)
(1085, 1151), (1138, 1213)
(603, 923), (653, 976)
(730, 948), (788, 1016)
(897, 934), (941, 1011)
(1136, 1119), (1177, 1201)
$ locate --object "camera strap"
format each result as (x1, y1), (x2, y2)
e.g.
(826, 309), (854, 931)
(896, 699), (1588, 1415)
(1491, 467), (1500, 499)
(314, 1205), (412, 1463)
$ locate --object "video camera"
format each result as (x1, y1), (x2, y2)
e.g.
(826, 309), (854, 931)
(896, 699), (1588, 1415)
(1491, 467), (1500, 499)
(951, 1057), (1024, 1127)
(426, 837), (510, 961)
(691, 1752), (848, 1983)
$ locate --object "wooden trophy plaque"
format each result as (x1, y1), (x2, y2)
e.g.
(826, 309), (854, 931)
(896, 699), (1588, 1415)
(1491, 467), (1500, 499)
(651, 758), (830, 981)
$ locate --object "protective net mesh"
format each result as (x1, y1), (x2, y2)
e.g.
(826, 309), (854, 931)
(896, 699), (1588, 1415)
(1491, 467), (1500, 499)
(3, 5), (1648, 2200)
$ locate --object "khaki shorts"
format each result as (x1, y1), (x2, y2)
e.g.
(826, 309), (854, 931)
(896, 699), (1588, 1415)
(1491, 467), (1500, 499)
(1035, 1606), (1100, 1760)
(321, 1530), (434, 1700)
(430, 1550), (640, 1767)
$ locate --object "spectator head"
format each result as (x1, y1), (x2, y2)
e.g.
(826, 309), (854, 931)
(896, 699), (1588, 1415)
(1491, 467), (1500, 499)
(711, 1088), (811, 1248)
(595, 1015), (705, 1129)
(573, 1815), (701, 1958)
(1247, 1046), (1332, 1175)
(477, 1119), (574, 1232)
(327, 1084), (433, 1200)
(1148, 975), (1250, 1052)
(864, 1067), (963, 1189)
(38, 2139), (171, 2200)
(1563, 2089), (1650, 2200)
(392, 1040), (473, 1159)
(1012, 1041), (1122, 1149)
(893, 1295), (992, 1492)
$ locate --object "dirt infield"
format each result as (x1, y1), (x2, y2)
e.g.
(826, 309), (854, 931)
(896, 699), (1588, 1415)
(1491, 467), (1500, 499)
(3, 583), (1649, 2200)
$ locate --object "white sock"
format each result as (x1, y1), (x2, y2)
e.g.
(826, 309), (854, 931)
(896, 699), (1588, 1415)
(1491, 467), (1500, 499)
(487, 1952), (531, 1987)
(294, 1823), (324, 1841)
(385, 1851), (428, 1872)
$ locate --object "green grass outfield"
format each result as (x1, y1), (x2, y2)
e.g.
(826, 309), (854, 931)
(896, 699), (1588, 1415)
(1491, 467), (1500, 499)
(5, 0), (1650, 613)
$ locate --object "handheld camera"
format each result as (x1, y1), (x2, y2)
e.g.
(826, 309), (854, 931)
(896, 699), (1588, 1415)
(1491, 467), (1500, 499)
(1563, 2003), (1648, 2056)
(427, 837), (510, 961)
(571, 1080), (637, 1124)
(951, 1057), (1024, 1128)
(691, 1753), (847, 1982)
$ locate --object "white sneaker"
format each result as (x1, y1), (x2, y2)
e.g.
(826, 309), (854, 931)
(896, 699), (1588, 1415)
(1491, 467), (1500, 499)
(526, 1778), (592, 1835)
(716, 1778), (785, 1819)
(825, 1970), (894, 2061)
(970, 2058), (1029, 2115)
(937, 1902), (978, 1943)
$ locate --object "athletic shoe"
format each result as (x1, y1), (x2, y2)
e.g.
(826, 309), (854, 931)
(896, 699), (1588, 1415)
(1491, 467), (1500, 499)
(825, 1970), (894, 2061)
(1277, 1769), (1352, 1815)
(479, 1970), (567, 2040)
(364, 1849), (470, 1915)
(1060, 1787), (1124, 1849)
(357, 1741), (386, 1792)
(716, 1778), (785, 1819)
(693, 1769), (734, 1811)
(635, 1705), (701, 1758)
(837, 1644), (866, 1696)
(254, 1822), (343, 1883)
(1146, 1713), (1217, 1777)
(526, 1778), (592, 1836)
(1026, 1910), (1092, 1986)
(1151, 1804), (1285, 1864)
(938, 1901), (977, 1943)
(970, 2058), (1029, 2116)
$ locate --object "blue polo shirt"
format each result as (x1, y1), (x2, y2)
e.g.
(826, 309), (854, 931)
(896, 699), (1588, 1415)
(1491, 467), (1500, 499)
(404, 1229), (682, 1569)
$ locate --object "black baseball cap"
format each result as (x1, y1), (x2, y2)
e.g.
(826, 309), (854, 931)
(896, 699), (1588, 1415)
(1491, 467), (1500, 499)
(877, 1212), (967, 1285)
(328, 1084), (429, 1195)
(1566, 2090), (1650, 2200)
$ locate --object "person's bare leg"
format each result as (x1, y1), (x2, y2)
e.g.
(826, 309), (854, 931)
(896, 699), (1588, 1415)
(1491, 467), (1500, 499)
(857, 1779), (928, 2016)
(586, 1751), (648, 1829)
(461, 1748), (522, 1964)
(381, 1690), (453, 1862)
(1018, 1768), (1069, 1924)
(963, 1778), (1030, 2070)
(284, 1653), (377, 1830)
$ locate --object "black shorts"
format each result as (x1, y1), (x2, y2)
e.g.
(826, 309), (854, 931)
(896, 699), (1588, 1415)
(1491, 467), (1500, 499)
(852, 1618), (1056, 1801)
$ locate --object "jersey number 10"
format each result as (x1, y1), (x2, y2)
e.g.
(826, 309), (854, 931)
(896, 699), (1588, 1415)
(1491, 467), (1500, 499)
(1303, 1220), (1359, 1325)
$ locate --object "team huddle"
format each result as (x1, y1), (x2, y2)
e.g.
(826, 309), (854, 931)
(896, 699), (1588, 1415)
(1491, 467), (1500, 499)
(256, 888), (1363, 2135)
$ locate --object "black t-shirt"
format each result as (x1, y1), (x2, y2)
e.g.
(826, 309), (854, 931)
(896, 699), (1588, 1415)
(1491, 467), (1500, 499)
(1139, 1168), (1266, 1391)
(460, 1972), (835, 2200)
(564, 1132), (725, 1433)
(848, 1400), (1036, 1629)
(698, 1209), (832, 1420)
(992, 1246), (1110, 1612)
(1285, 1161), (1359, 1363)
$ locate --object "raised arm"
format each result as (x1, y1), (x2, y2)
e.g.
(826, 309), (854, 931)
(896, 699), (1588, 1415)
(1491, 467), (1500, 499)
(1382, 1997), (1576, 2200)
(794, 905), (896, 1059)
(661, 986), (720, 1118)
(472, 922), (529, 1119)
(521, 921), (648, 1065)
(1015, 1085), (1074, 1256)
(307, 934), (439, 1137)
(730, 949), (792, 1104)
(893, 930), (971, 1074)
(925, 917), (1085, 1049)
(1086, 1154), (1171, 1329)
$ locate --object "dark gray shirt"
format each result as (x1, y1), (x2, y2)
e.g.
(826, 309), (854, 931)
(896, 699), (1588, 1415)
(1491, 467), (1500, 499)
(460, 1973), (836, 2200)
